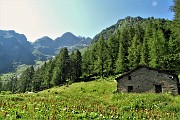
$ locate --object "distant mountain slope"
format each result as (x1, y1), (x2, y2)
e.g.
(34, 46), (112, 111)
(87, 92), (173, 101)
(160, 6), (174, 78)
(0, 30), (35, 73)
(55, 32), (81, 47)
(93, 16), (144, 42)
(33, 32), (92, 60)
(33, 36), (55, 60)
(0, 30), (92, 73)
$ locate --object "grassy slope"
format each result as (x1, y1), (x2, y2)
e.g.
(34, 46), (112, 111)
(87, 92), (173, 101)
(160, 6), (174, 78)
(0, 77), (180, 119)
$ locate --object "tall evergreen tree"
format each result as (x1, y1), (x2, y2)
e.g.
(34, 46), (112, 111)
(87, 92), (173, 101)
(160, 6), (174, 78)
(70, 51), (76, 81)
(28, 66), (35, 91)
(149, 29), (166, 68)
(10, 76), (17, 93)
(90, 44), (99, 75)
(173, 0), (180, 34)
(19, 69), (29, 92)
(168, 36), (176, 53)
(107, 34), (119, 74)
(32, 71), (42, 91)
(115, 28), (129, 73)
(149, 30), (159, 68)
(44, 60), (54, 88)
(116, 43), (125, 73)
(140, 23), (152, 65)
(19, 66), (34, 92)
(70, 50), (82, 81)
(52, 48), (71, 85)
(82, 48), (91, 76)
(74, 50), (82, 81)
(96, 36), (108, 77)
(128, 34), (141, 69)
(51, 66), (61, 86)
(61, 48), (71, 82)
(0, 76), (2, 91)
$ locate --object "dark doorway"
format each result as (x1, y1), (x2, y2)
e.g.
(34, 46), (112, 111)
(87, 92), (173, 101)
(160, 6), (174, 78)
(155, 85), (162, 93)
(128, 86), (133, 92)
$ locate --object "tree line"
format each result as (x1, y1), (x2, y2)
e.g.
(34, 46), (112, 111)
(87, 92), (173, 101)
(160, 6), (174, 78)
(0, 48), (82, 92)
(82, 17), (180, 78)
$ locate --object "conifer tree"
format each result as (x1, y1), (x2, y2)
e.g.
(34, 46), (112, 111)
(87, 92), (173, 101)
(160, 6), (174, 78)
(82, 49), (91, 76)
(70, 50), (82, 81)
(51, 66), (61, 86)
(70, 51), (77, 81)
(107, 34), (119, 74)
(0, 76), (2, 91)
(75, 50), (82, 81)
(40, 61), (49, 88)
(82, 47), (97, 77)
(43, 70), (50, 89)
(149, 30), (159, 68)
(116, 43), (125, 73)
(168, 36), (176, 53)
(28, 66), (35, 91)
(19, 66), (34, 92)
(128, 34), (141, 69)
(96, 36), (108, 77)
(10, 76), (17, 93)
(149, 29), (166, 68)
(52, 48), (71, 85)
(158, 29), (166, 55)
(44, 60), (54, 88)
(115, 28), (129, 73)
(61, 48), (71, 82)
(173, 0), (180, 34)
(32, 72), (42, 91)
(90, 44), (99, 75)
(140, 23), (151, 65)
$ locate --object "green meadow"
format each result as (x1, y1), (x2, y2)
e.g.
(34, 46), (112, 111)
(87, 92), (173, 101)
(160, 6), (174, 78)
(0, 77), (180, 119)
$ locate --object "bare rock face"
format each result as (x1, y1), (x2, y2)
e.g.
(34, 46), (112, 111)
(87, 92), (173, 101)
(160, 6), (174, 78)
(33, 32), (92, 61)
(0, 30), (35, 73)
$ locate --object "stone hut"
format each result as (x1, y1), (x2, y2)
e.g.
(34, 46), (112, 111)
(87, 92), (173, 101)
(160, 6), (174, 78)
(115, 66), (179, 95)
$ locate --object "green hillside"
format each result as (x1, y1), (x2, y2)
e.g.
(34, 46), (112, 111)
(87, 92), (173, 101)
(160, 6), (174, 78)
(1, 77), (180, 119)
(3, 17), (180, 94)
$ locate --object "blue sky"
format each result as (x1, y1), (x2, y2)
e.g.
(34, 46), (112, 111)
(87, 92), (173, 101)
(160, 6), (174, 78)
(0, 0), (174, 42)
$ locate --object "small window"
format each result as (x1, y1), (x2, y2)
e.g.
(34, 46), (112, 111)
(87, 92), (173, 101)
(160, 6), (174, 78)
(128, 76), (131, 80)
(155, 85), (162, 93)
(169, 76), (173, 79)
(128, 86), (133, 92)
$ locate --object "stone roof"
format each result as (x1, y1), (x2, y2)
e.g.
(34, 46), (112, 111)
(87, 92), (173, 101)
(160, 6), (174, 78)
(115, 65), (178, 80)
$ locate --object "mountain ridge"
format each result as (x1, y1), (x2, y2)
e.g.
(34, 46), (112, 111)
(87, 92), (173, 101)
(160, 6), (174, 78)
(0, 30), (35, 73)
(33, 32), (92, 60)
(0, 30), (92, 73)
